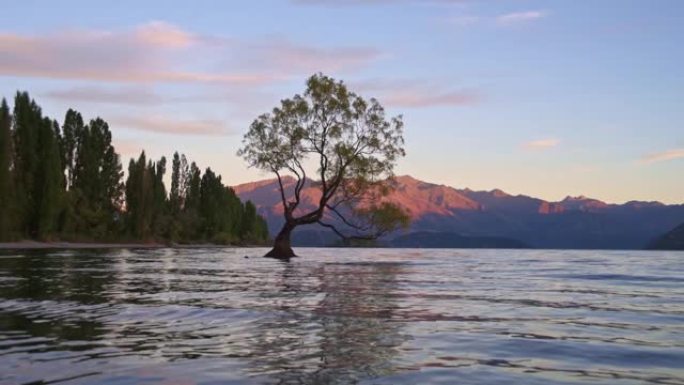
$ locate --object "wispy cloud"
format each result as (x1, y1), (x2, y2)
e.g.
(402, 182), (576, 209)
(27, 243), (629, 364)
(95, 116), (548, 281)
(112, 115), (235, 136)
(44, 86), (166, 105)
(245, 39), (383, 74)
(524, 138), (560, 150)
(354, 79), (480, 108)
(0, 21), (380, 85)
(135, 21), (195, 48)
(385, 90), (480, 108)
(43, 85), (278, 121)
(640, 148), (684, 164)
(496, 10), (548, 26)
(445, 10), (549, 28)
(0, 22), (269, 85)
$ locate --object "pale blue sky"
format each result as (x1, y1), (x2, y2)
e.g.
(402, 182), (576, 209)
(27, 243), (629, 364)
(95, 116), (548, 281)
(1, 0), (682, 203)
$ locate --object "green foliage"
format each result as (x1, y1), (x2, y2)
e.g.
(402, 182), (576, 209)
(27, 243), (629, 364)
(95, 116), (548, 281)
(35, 117), (64, 239)
(0, 91), (269, 246)
(238, 73), (408, 249)
(241, 201), (269, 243)
(169, 152), (185, 215)
(124, 152), (160, 240)
(123, 154), (268, 244)
(65, 117), (124, 239)
(12, 92), (42, 237)
(355, 201), (411, 235)
(239, 74), (405, 183)
(11, 92), (64, 239)
(198, 168), (261, 243)
(61, 109), (83, 189)
(0, 99), (14, 240)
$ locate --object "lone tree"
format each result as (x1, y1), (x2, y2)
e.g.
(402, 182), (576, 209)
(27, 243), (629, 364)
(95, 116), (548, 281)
(239, 74), (409, 259)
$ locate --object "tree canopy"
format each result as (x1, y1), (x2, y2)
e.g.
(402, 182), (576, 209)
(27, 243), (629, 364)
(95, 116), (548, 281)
(0, 92), (268, 245)
(239, 73), (409, 258)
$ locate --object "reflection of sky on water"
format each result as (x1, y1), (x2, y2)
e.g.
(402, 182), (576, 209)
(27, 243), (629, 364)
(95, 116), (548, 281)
(0, 248), (683, 384)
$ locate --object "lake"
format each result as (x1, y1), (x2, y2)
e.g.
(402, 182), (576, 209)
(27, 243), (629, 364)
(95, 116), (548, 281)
(0, 248), (683, 385)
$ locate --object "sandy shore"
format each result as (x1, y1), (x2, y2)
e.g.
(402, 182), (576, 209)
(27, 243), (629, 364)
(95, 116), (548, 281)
(0, 241), (240, 250)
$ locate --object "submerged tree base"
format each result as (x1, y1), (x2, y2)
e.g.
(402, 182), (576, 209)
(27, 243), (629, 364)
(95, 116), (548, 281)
(263, 243), (297, 260)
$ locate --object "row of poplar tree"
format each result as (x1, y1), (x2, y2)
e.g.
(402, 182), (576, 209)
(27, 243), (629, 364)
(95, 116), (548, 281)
(0, 92), (269, 244)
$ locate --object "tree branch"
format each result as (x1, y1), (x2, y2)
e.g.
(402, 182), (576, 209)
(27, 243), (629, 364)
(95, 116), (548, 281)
(292, 157), (306, 209)
(274, 170), (292, 220)
(317, 220), (382, 242)
(325, 203), (372, 232)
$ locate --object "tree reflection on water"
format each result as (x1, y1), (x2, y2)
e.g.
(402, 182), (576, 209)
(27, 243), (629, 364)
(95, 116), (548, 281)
(0, 250), (409, 384)
(246, 261), (408, 385)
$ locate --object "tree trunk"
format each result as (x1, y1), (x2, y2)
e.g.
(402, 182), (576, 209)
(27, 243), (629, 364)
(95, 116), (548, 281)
(264, 222), (296, 260)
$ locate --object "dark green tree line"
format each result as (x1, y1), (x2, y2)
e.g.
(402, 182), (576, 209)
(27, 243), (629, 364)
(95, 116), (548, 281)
(0, 100), (14, 239)
(0, 91), (268, 245)
(62, 115), (124, 240)
(12, 92), (64, 239)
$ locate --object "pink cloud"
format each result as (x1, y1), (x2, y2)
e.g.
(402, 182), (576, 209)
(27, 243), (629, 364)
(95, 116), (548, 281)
(640, 148), (684, 164)
(353, 78), (481, 108)
(384, 89), (480, 108)
(524, 138), (560, 150)
(0, 22), (379, 85)
(112, 115), (235, 136)
(135, 21), (195, 48)
(44, 86), (165, 105)
(0, 24), (271, 85)
(258, 40), (383, 74)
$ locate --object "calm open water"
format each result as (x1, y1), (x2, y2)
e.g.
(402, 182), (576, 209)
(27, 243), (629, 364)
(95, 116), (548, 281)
(0, 248), (682, 385)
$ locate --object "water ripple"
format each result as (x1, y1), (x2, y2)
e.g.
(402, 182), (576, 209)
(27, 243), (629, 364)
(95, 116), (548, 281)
(0, 248), (683, 384)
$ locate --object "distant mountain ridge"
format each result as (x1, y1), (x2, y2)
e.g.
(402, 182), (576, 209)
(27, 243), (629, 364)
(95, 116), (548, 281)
(649, 223), (684, 250)
(233, 175), (684, 249)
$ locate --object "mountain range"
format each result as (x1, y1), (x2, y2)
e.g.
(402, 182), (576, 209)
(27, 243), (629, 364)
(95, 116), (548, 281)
(233, 175), (684, 250)
(649, 223), (684, 250)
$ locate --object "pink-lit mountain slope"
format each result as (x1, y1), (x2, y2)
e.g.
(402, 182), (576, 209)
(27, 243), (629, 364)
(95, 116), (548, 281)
(233, 175), (684, 249)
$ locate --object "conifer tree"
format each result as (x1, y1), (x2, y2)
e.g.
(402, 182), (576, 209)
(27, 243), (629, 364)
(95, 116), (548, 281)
(35, 117), (64, 239)
(0, 100), (14, 240)
(125, 152), (148, 239)
(151, 156), (168, 238)
(239, 201), (269, 244)
(66, 117), (123, 238)
(170, 152), (182, 215)
(13, 92), (44, 237)
(2, 90), (269, 245)
(62, 109), (84, 190)
(178, 161), (202, 241)
(124, 153), (170, 240)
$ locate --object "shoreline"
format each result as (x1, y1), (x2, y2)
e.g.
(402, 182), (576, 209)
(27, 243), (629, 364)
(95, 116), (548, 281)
(0, 241), (261, 250)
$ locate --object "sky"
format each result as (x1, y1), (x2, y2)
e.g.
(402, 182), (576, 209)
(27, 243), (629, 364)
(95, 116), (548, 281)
(1, 0), (682, 204)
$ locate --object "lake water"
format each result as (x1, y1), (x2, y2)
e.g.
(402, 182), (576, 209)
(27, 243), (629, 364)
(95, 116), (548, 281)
(0, 248), (683, 385)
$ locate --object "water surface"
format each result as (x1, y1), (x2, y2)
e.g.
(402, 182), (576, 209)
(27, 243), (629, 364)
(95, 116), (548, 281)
(1, 248), (683, 384)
